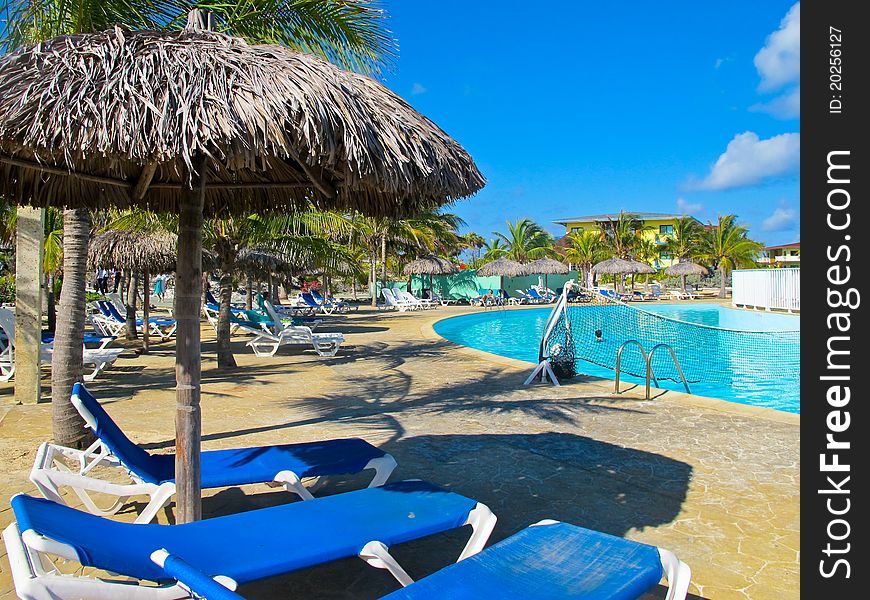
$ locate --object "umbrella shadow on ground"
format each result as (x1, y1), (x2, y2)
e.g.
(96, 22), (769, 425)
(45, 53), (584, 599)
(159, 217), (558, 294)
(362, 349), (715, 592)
(211, 431), (696, 599)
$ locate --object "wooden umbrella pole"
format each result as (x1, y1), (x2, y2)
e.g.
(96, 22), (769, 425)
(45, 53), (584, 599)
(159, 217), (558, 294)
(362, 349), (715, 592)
(175, 154), (207, 523)
(142, 269), (150, 353)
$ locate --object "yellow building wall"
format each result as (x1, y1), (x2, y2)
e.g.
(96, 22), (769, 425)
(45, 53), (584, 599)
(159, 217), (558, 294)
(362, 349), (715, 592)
(561, 218), (680, 268)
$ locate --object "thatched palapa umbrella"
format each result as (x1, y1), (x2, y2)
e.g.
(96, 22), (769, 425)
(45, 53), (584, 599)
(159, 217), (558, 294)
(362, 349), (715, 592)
(0, 12), (484, 522)
(89, 230), (177, 352)
(235, 248), (299, 308)
(524, 257), (569, 292)
(403, 256), (457, 298)
(665, 261), (709, 292)
(477, 257), (525, 297)
(591, 257), (637, 292)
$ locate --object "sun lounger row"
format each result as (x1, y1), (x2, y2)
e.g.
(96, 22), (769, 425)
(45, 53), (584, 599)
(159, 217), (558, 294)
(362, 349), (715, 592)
(90, 300), (177, 339)
(381, 288), (437, 311)
(203, 299), (344, 357)
(0, 308), (123, 383)
(7, 382), (691, 599)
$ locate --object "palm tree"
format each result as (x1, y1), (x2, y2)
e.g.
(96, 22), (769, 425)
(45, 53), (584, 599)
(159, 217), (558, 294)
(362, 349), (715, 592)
(697, 215), (764, 298)
(661, 216), (702, 292)
(562, 230), (606, 288)
(462, 232), (486, 264)
(492, 219), (555, 263)
(481, 238), (507, 263)
(0, 0), (395, 446)
(601, 211), (649, 259)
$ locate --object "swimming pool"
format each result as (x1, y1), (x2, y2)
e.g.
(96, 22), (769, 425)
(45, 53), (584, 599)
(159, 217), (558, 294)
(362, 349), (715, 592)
(434, 304), (800, 413)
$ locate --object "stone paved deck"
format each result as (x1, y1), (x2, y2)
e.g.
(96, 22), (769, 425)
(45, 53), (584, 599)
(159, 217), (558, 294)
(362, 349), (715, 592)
(0, 304), (799, 599)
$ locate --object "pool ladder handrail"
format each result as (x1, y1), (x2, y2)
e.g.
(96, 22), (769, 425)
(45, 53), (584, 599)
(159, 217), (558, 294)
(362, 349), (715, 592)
(614, 340), (691, 399)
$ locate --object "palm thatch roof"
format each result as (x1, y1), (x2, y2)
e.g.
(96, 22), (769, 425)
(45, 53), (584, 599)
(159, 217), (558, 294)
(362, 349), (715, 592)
(664, 261), (709, 276)
(88, 230), (178, 273)
(403, 256), (458, 276)
(524, 257), (569, 275)
(477, 257), (526, 277)
(235, 248), (299, 280)
(88, 229), (217, 272)
(628, 260), (656, 274)
(591, 257), (637, 275)
(0, 24), (485, 217)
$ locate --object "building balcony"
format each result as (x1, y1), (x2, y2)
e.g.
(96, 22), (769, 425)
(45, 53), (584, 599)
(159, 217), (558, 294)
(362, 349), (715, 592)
(774, 255), (800, 262)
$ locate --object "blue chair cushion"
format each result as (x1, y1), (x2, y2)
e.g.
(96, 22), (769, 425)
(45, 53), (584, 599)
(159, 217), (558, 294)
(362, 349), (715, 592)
(382, 522), (664, 600)
(12, 481), (478, 584)
(72, 384), (386, 487)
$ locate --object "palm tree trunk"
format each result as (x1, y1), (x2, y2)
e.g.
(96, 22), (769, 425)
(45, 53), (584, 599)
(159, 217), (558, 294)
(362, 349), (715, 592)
(719, 267), (727, 298)
(51, 208), (94, 448)
(245, 276), (253, 310)
(269, 275), (277, 303)
(175, 154), (207, 524)
(125, 271), (138, 340)
(142, 270), (150, 353)
(681, 274), (687, 293)
(216, 268), (237, 369)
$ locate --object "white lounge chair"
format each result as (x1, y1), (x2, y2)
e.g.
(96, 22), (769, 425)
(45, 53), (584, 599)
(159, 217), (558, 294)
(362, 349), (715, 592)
(667, 289), (697, 300)
(236, 300), (344, 357)
(397, 290), (436, 310)
(0, 309), (123, 383)
(382, 288), (417, 312)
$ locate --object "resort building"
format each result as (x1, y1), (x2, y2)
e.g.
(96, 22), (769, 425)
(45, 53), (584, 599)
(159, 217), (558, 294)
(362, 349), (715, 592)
(757, 242), (800, 267)
(553, 212), (701, 268)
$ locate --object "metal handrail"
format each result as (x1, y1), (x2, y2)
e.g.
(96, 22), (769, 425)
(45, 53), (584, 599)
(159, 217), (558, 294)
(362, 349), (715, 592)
(646, 343), (691, 398)
(614, 340), (657, 394)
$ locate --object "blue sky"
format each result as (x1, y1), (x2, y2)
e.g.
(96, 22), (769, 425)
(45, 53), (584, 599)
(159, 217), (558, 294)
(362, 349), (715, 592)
(379, 1), (800, 247)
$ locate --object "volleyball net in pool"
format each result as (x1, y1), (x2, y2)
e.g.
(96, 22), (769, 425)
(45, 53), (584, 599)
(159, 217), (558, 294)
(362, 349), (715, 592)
(528, 286), (800, 389)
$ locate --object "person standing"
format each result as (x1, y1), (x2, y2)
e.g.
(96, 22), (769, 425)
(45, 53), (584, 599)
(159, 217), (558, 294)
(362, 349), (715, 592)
(154, 273), (166, 302)
(112, 268), (122, 293)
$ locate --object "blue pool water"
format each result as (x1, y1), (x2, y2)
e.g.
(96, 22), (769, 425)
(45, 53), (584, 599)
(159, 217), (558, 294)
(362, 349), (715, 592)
(434, 304), (800, 413)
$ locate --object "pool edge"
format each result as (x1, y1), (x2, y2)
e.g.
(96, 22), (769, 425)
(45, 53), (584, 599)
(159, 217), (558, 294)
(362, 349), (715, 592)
(424, 312), (800, 427)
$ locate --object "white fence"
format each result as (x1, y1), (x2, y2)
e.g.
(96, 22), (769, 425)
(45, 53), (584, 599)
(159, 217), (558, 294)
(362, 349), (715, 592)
(732, 268), (800, 312)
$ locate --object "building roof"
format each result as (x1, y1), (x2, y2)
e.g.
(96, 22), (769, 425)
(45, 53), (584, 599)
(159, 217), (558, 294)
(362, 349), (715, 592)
(762, 242), (800, 251)
(553, 212), (693, 225)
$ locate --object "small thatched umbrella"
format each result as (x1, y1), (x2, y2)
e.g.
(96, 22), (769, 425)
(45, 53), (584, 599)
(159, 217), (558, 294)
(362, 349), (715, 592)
(477, 257), (526, 298)
(665, 261), (709, 293)
(403, 256), (458, 299)
(524, 257), (569, 292)
(0, 13), (484, 522)
(235, 249), (299, 308)
(591, 257), (637, 292)
(88, 230), (177, 352)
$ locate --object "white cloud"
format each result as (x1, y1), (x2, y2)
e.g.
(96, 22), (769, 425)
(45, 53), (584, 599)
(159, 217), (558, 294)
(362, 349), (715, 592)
(410, 82), (427, 96)
(690, 131), (800, 191)
(762, 205), (799, 232)
(750, 86), (800, 119)
(676, 197), (703, 213)
(754, 2), (800, 92)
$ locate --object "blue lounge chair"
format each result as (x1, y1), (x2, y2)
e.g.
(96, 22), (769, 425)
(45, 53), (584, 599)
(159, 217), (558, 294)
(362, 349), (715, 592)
(41, 332), (116, 350)
(147, 520), (691, 600)
(301, 291), (349, 315)
(29, 384), (397, 524)
(312, 289), (355, 312)
(94, 300), (177, 339)
(4, 481), (496, 599)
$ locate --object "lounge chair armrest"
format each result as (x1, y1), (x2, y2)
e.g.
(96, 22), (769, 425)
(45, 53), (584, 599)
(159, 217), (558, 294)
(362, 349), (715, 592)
(151, 549), (240, 599)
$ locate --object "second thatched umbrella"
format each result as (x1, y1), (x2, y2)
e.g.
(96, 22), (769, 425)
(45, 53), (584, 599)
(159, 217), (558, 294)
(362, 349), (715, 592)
(0, 13), (484, 522)
(235, 249), (300, 308)
(591, 257), (638, 292)
(477, 257), (526, 298)
(89, 230), (178, 352)
(665, 261), (709, 293)
(524, 257), (569, 293)
(403, 256), (458, 299)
